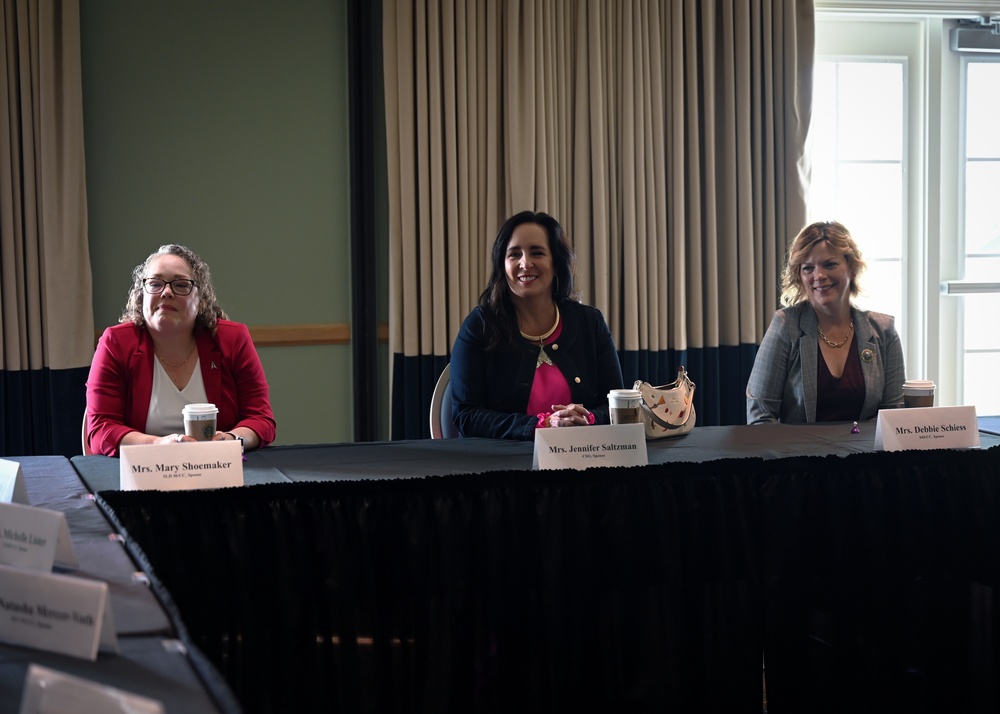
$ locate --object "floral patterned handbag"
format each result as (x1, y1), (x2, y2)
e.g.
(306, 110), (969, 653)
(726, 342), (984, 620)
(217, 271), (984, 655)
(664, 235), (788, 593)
(633, 366), (696, 438)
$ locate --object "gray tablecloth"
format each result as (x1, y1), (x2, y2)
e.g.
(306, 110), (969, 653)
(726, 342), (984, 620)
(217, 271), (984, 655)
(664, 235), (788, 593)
(0, 456), (234, 714)
(71, 419), (1000, 492)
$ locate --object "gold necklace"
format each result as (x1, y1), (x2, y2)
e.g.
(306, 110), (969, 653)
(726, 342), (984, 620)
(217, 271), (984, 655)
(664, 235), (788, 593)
(817, 321), (854, 349)
(520, 306), (560, 368)
(520, 305), (560, 346)
(155, 344), (196, 368)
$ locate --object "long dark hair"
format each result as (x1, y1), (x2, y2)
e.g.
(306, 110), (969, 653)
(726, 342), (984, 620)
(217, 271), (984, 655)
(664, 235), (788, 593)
(478, 211), (577, 349)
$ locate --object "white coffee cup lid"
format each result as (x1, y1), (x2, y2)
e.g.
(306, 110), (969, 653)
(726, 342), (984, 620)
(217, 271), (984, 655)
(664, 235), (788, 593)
(902, 380), (935, 389)
(608, 389), (642, 399)
(182, 402), (218, 416)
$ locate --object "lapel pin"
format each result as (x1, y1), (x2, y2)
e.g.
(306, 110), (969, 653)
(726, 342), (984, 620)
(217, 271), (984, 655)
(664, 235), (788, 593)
(861, 348), (874, 363)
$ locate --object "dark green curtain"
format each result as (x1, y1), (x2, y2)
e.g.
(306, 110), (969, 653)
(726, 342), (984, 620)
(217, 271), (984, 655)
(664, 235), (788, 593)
(394, 345), (759, 438)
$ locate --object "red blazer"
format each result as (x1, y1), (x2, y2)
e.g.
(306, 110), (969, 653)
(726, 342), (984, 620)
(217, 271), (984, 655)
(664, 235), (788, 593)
(86, 320), (276, 456)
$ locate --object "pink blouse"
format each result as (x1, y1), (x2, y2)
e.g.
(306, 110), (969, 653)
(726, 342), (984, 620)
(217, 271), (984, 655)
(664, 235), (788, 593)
(525, 322), (572, 416)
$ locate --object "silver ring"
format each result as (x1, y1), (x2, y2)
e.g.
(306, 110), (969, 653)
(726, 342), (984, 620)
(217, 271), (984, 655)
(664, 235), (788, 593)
(175, 434), (182, 443)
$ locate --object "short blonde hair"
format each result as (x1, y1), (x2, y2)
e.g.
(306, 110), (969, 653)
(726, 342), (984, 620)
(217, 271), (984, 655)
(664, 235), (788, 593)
(780, 221), (866, 306)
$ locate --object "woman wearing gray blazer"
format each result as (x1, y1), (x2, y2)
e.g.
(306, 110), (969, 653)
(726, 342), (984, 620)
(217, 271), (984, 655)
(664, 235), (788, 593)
(747, 221), (905, 424)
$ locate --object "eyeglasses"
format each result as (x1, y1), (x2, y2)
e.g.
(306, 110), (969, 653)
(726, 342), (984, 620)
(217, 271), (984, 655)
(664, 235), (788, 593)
(143, 278), (197, 296)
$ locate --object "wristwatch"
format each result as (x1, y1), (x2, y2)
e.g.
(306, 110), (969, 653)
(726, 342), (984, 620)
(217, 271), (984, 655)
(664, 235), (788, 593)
(225, 432), (244, 452)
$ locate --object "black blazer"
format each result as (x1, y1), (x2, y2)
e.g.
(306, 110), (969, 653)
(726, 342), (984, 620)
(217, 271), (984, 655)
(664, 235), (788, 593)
(450, 299), (624, 439)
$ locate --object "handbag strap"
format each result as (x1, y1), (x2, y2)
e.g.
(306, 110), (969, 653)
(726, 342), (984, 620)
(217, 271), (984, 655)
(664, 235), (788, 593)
(640, 401), (694, 430)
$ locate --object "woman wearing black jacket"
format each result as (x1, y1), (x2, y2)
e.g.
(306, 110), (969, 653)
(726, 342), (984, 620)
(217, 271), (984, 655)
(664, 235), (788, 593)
(449, 211), (624, 440)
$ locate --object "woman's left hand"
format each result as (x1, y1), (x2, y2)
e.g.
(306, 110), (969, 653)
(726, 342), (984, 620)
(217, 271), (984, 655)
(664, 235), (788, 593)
(547, 403), (595, 428)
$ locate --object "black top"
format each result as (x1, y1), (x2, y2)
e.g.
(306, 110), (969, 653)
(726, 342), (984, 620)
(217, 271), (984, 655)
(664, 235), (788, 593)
(815, 333), (865, 421)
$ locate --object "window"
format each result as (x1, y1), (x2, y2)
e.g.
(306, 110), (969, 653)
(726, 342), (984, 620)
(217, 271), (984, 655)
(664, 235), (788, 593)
(811, 14), (1000, 415)
(959, 60), (1000, 414)
(809, 59), (905, 324)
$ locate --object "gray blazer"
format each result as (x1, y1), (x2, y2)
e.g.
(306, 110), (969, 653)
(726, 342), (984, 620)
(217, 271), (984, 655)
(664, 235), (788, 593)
(746, 302), (905, 424)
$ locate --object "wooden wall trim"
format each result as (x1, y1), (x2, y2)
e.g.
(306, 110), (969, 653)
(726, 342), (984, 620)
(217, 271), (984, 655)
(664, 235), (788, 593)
(249, 323), (350, 347)
(249, 322), (389, 348)
(94, 323), (389, 349)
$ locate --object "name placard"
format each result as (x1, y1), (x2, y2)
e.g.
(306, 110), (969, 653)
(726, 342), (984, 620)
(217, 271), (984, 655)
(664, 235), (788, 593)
(0, 458), (29, 504)
(533, 423), (648, 470)
(0, 502), (78, 572)
(874, 405), (980, 452)
(0, 563), (118, 661)
(19, 664), (165, 714)
(120, 441), (244, 491)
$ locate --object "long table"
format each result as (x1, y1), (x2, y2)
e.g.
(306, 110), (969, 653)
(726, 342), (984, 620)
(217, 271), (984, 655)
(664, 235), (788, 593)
(74, 419), (997, 489)
(0, 457), (238, 714)
(64, 422), (1000, 713)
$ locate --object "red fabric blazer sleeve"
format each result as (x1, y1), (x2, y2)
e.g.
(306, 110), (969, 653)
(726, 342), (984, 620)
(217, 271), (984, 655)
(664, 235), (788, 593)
(207, 321), (276, 448)
(85, 321), (276, 456)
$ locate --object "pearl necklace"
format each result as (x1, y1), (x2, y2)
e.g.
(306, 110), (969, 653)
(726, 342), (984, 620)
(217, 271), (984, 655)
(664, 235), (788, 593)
(817, 321), (853, 349)
(520, 306), (560, 368)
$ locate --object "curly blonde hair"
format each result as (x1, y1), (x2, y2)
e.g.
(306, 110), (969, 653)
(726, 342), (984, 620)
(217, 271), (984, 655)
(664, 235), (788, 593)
(780, 221), (867, 307)
(120, 244), (228, 332)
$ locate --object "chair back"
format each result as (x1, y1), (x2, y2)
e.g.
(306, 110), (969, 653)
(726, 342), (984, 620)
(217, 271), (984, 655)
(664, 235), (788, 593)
(82, 413), (94, 455)
(429, 364), (458, 438)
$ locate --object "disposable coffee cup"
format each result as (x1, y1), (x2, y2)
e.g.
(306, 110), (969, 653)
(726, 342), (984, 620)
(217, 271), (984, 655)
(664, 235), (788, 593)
(608, 389), (643, 425)
(902, 380), (935, 408)
(182, 403), (219, 441)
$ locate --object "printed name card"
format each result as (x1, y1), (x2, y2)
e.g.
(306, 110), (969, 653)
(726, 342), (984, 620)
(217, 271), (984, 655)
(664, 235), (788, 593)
(120, 441), (244, 491)
(533, 423), (648, 470)
(19, 664), (165, 714)
(0, 563), (118, 661)
(874, 405), (980, 452)
(0, 502), (78, 571)
(0, 458), (29, 504)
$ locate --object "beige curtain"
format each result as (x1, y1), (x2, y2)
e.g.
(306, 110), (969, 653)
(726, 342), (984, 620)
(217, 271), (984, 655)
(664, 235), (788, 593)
(384, 0), (813, 436)
(1, 0), (93, 455)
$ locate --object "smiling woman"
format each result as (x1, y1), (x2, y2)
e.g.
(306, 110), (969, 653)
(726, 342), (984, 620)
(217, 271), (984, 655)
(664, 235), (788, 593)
(448, 211), (624, 439)
(84, 245), (276, 455)
(746, 221), (906, 424)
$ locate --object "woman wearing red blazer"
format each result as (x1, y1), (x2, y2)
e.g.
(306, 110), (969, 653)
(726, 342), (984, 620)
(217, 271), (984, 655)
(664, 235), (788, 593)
(85, 244), (276, 456)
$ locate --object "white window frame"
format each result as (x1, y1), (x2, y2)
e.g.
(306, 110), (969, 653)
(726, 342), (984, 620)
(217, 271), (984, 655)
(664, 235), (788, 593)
(930, 19), (963, 410)
(814, 16), (929, 387)
(952, 53), (1000, 409)
(814, 12), (987, 407)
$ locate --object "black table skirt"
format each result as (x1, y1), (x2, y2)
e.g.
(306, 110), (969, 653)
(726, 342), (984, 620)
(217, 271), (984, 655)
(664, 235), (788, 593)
(88, 437), (1000, 714)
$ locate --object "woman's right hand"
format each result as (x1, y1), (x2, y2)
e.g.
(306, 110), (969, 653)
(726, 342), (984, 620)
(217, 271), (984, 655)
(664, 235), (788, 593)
(154, 433), (193, 445)
(546, 403), (595, 427)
